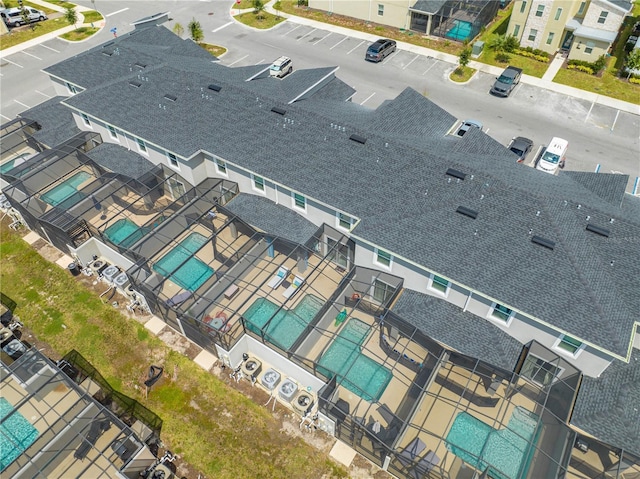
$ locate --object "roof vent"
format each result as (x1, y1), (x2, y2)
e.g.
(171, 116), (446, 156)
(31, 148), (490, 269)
(208, 84), (222, 92)
(102, 41), (115, 48)
(271, 106), (286, 115)
(164, 94), (177, 102)
(129, 81), (142, 88)
(586, 224), (610, 237)
(531, 235), (555, 250)
(134, 62), (146, 69)
(446, 168), (466, 180)
(349, 134), (367, 145)
(102, 50), (114, 57)
(456, 206), (478, 219)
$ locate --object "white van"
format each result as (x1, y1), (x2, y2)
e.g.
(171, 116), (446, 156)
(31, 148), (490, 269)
(269, 56), (293, 78)
(536, 137), (568, 175)
(1, 7), (47, 27)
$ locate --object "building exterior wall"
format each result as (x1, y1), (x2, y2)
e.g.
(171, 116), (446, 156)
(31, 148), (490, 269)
(521, 0), (553, 50)
(508, 0), (534, 40)
(568, 36), (610, 60)
(310, 0), (410, 29)
(583, 0), (625, 32)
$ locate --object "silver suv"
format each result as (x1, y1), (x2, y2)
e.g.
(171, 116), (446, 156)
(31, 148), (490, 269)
(270, 56), (293, 78)
(1, 7), (47, 27)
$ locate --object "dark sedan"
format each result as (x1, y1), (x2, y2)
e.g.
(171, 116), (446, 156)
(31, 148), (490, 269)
(508, 137), (534, 163)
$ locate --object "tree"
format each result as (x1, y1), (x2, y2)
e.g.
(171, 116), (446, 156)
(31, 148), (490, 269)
(625, 49), (640, 79)
(64, 7), (78, 29)
(253, 0), (265, 20)
(173, 22), (184, 38)
(458, 47), (472, 70)
(488, 34), (519, 54)
(188, 18), (203, 43)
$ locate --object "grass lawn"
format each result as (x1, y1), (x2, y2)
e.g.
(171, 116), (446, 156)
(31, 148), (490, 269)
(59, 26), (99, 41)
(234, 11), (286, 29)
(199, 42), (227, 58)
(233, 0), (256, 9)
(0, 221), (347, 479)
(38, 0), (75, 9)
(554, 63), (640, 104)
(82, 10), (104, 24)
(479, 49), (550, 78)
(450, 66), (476, 82)
(0, 18), (71, 50)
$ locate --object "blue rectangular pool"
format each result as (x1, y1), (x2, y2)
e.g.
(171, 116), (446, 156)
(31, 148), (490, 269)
(244, 294), (324, 350)
(41, 171), (91, 207)
(446, 20), (473, 41)
(104, 218), (150, 248)
(0, 397), (39, 471)
(153, 232), (214, 291)
(318, 319), (392, 402)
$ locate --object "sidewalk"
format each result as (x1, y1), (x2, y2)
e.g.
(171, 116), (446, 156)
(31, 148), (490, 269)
(260, 0), (639, 116)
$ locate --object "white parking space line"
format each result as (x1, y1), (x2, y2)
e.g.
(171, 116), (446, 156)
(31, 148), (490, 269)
(106, 8), (129, 17)
(385, 50), (400, 62)
(283, 25), (301, 36)
(485, 128), (490, 134)
(403, 54), (419, 70)
(585, 100), (595, 123)
(14, 99), (31, 109)
(330, 37), (347, 50)
(212, 21), (233, 33)
(610, 110), (620, 132)
(4, 57), (23, 68)
(297, 28), (316, 42)
(39, 43), (60, 53)
(347, 41), (364, 55)
(35, 90), (51, 98)
(422, 58), (438, 75)
(21, 51), (42, 60)
(360, 93), (375, 105)
(313, 32), (331, 45)
(254, 58), (265, 65)
(228, 55), (248, 66)
(0, 113), (11, 121)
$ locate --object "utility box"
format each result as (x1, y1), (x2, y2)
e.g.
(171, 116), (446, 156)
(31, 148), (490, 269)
(472, 41), (484, 58)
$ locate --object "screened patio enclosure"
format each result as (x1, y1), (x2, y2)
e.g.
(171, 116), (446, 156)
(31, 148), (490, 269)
(410, 0), (499, 42)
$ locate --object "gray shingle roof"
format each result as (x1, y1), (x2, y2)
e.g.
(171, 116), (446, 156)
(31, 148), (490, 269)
(86, 143), (156, 178)
(18, 96), (80, 147)
(225, 193), (319, 245)
(392, 290), (523, 371)
(54, 27), (640, 359)
(571, 347), (640, 455)
(411, 0), (448, 14)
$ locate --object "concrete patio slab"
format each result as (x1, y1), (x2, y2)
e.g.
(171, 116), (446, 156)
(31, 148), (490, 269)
(194, 350), (217, 371)
(23, 231), (42, 245)
(329, 440), (357, 467)
(144, 315), (167, 335)
(55, 254), (74, 269)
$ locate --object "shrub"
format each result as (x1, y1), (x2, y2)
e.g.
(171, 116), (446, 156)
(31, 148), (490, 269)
(515, 49), (549, 62)
(567, 64), (594, 74)
(495, 52), (511, 63)
(630, 77), (640, 84)
(592, 54), (607, 73)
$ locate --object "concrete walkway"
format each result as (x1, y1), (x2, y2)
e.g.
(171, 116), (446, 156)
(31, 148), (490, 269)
(542, 50), (567, 82)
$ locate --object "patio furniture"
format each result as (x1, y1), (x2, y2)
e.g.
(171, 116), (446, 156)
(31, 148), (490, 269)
(166, 290), (192, 307)
(283, 275), (304, 299)
(267, 266), (289, 288)
(398, 437), (426, 467)
(334, 308), (348, 326)
(410, 450), (440, 478)
(224, 284), (239, 299)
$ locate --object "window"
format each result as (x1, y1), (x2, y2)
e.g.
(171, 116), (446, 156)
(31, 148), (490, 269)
(252, 175), (265, 192)
(215, 158), (227, 175)
(167, 152), (179, 168)
(327, 237), (349, 269)
(429, 274), (450, 295)
(107, 125), (118, 140)
(167, 177), (186, 200)
(80, 113), (91, 127)
(546, 32), (555, 45)
(66, 82), (77, 94)
(136, 138), (147, 153)
(372, 279), (394, 304)
(555, 335), (584, 356)
(584, 41), (595, 54)
(513, 24), (520, 37)
(597, 11), (608, 24)
(337, 212), (354, 230)
(535, 5), (544, 16)
(378, 4), (384, 16)
(521, 355), (562, 386)
(577, 2), (586, 15)
(490, 303), (513, 323)
(374, 249), (392, 269)
(293, 192), (306, 211)
(554, 7), (562, 20)
(528, 29), (538, 42)
(520, 1), (527, 14)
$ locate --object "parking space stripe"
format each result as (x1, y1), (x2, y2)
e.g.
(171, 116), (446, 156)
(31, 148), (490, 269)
(283, 25), (301, 36)
(385, 50), (400, 62)
(347, 41), (363, 55)
(228, 55), (248, 66)
(4, 57), (23, 68)
(212, 21), (233, 33)
(422, 58), (438, 75)
(35, 90), (51, 98)
(0, 113), (11, 121)
(39, 43), (60, 53)
(585, 100), (595, 123)
(403, 54), (419, 70)
(22, 51), (42, 60)
(14, 99), (31, 108)
(610, 110), (620, 132)
(313, 32), (331, 45)
(297, 28), (316, 42)
(330, 37), (347, 50)
(360, 93), (375, 105)
(254, 58), (265, 65)
(106, 7), (128, 17)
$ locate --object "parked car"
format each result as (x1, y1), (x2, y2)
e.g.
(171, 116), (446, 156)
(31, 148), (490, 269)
(456, 120), (483, 137)
(365, 39), (397, 63)
(535, 137), (568, 175)
(508, 137), (534, 163)
(1, 7), (47, 28)
(269, 56), (293, 78)
(490, 66), (522, 97)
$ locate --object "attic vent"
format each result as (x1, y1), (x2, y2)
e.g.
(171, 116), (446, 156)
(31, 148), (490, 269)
(102, 50), (114, 57)
(531, 235), (555, 250)
(586, 224), (610, 237)
(271, 106), (286, 115)
(164, 94), (177, 102)
(102, 41), (115, 48)
(129, 81), (142, 88)
(446, 168), (466, 180)
(134, 62), (147, 69)
(456, 206), (478, 219)
(349, 134), (366, 145)
(208, 84), (222, 92)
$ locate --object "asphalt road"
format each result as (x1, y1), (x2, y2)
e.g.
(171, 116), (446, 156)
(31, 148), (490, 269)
(1, 0), (638, 190)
